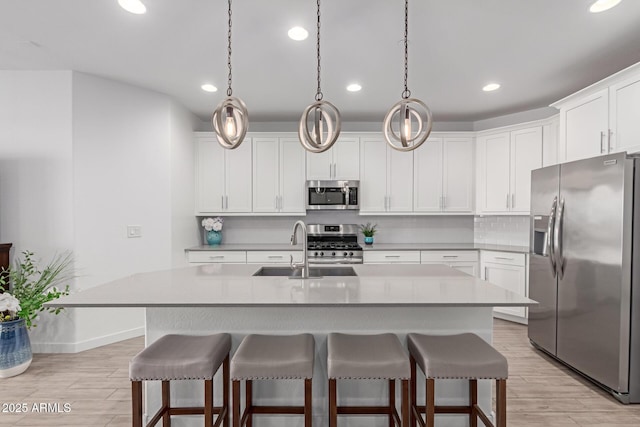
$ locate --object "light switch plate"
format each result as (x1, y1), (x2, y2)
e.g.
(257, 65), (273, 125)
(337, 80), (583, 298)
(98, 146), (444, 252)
(127, 225), (142, 238)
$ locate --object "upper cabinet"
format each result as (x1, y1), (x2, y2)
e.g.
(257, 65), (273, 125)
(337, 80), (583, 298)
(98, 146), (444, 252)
(360, 137), (413, 214)
(306, 137), (360, 181)
(553, 64), (640, 162)
(195, 134), (252, 215)
(476, 127), (542, 215)
(414, 137), (473, 213)
(252, 137), (305, 214)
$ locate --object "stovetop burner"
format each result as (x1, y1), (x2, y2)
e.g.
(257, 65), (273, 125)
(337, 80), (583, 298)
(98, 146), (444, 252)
(308, 242), (362, 250)
(305, 224), (364, 264)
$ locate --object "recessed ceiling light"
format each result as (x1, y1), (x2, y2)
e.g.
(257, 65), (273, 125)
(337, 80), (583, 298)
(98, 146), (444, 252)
(590, 0), (622, 13)
(346, 83), (362, 92)
(201, 84), (218, 93)
(118, 0), (147, 15)
(288, 26), (309, 41)
(483, 83), (501, 92)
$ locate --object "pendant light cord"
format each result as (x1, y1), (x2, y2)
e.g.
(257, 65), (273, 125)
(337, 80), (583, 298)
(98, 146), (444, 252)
(402, 0), (411, 99)
(315, 0), (323, 101)
(227, 0), (233, 97)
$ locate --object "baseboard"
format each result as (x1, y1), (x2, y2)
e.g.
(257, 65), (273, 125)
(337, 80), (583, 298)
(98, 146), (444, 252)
(493, 311), (528, 325)
(31, 326), (144, 354)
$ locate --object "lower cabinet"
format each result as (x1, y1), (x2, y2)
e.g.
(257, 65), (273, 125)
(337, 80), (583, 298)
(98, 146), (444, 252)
(480, 251), (528, 323)
(246, 251), (303, 264)
(363, 251), (421, 264)
(187, 251), (247, 265)
(420, 251), (479, 277)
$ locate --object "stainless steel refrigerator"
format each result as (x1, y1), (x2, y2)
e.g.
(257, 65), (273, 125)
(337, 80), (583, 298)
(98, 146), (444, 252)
(528, 152), (640, 403)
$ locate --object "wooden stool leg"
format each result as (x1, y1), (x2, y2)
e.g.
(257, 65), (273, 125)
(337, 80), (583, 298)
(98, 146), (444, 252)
(245, 380), (253, 427)
(223, 355), (230, 427)
(204, 379), (213, 427)
(470, 379), (477, 427)
(410, 355), (417, 427)
(496, 379), (507, 427)
(389, 379), (396, 427)
(329, 379), (337, 427)
(304, 378), (312, 427)
(401, 379), (410, 427)
(426, 379), (435, 427)
(162, 380), (171, 427)
(132, 381), (143, 427)
(232, 380), (240, 427)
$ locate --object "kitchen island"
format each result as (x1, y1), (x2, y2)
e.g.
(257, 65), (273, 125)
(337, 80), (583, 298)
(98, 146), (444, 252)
(50, 263), (535, 427)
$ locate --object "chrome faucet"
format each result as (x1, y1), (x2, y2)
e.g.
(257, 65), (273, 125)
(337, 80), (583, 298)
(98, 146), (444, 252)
(290, 220), (310, 279)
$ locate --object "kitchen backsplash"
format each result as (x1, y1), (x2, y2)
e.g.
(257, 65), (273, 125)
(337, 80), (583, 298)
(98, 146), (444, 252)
(199, 212), (475, 245)
(473, 215), (530, 247)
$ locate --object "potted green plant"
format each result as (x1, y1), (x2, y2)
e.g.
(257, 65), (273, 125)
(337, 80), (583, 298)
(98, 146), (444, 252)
(359, 223), (377, 245)
(0, 250), (72, 378)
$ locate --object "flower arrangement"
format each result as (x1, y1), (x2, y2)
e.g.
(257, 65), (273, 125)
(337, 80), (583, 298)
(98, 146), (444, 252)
(202, 217), (223, 232)
(359, 223), (378, 237)
(0, 293), (21, 322)
(0, 251), (72, 329)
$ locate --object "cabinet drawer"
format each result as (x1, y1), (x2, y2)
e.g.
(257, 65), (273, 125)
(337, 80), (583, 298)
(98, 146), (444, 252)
(246, 251), (302, 264)
(480, 251), (525, 266)
(420, 250), (478, 263)
(188, 251), (247, 264)
(364, 251), (421, 264)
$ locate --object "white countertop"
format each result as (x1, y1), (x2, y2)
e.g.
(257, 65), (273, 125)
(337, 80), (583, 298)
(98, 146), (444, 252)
(48, 264), (536, 308)
(185, 243), (529, 254)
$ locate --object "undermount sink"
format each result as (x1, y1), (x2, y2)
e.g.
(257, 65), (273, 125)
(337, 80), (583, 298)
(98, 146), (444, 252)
(252, 266), (357, 278)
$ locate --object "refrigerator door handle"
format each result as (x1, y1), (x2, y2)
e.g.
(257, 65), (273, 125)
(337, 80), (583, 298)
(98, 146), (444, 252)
(554, 198), (566, 279)
(547, 197), (558, 277)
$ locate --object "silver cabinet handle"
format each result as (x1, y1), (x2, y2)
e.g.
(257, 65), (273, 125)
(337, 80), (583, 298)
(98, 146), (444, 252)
(385, 255), (401, 258)
(608, 129), (613, 153)
(506, 193), (510, 209)
(221, 195), (224, 210)
(511, 194), (515, 209)
(443, 255), (459, 258)
(333, 163), (337, 178)
(600, 131), (606, 153)
(387, 195), (391, 210)
(547, 197), (558, 277)
(225, 195), (228, 210)
(209, 255), (225, 259)
(267, 255), (283, 259)
(329, 163), (333, 178)
(484, 266), (488, 279)
(495, 256), (514, 261)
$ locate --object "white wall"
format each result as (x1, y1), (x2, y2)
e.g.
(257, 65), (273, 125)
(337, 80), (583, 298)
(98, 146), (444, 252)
(474, 215), (530, 247)
(0, 70), (77, 347)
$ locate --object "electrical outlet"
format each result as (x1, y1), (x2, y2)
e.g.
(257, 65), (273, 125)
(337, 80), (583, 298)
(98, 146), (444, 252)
(127, 225), (142, 238)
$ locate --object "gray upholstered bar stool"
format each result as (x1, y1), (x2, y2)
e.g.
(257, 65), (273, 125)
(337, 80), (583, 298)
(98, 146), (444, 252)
(327, 333), (410, 427)
(129, 333), (231, 427)
(407, 333), (508, 427)
(230, 334), (314, 427)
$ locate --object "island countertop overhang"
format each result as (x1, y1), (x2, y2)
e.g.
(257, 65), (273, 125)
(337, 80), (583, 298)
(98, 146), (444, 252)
(46, 264), (537, 308)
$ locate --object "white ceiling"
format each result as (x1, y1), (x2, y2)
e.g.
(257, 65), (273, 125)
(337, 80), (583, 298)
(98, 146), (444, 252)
(2, 0), (640, 123)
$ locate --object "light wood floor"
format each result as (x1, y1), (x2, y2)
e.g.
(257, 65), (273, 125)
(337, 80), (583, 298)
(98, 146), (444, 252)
(1, 320), (640, 426)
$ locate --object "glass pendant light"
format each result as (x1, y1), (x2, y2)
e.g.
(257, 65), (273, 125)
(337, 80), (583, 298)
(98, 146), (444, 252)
(212, 0), (248, 149)
(298, 0), (341, 153)
(383, 0), (433, 152)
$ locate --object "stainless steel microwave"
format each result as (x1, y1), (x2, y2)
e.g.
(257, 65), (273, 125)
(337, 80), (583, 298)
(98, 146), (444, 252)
(306, 180), (359, 210)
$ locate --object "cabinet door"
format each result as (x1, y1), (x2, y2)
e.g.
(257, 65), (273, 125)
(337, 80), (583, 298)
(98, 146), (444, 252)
(333, 137), (360, 180)
(483, 262), (526, 318)
(450, 262), (479, 278)
(359, 138), (388, 212)
(510, 127), (542, 213)
(478, 133), (510, 213)
(279, 138), (306, 213)
(388, 148), (413, 212)
(610, 75), (640, 154)
(413, 137), (443, 212)
(542, 118), (559, 167)
(443, 138), (473, 212)
(196, 137), (225, 213)
(252, 138), (279, 213)
(563, 88), (609, 162)
(306, 149), (333, 180)
(225, 139), (252, 212)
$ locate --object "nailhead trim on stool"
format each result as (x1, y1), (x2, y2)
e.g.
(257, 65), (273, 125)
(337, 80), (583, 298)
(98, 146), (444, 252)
(327, 333), (411, 427)
(407, 333), (508, 427)
(230, 334), (314, 427)
(129, 333), (231, 427)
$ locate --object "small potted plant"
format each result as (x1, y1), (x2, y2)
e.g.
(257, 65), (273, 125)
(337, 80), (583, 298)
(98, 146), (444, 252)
(359, 223), (377, 245)
(0, 250), (72, 377)
(202, 217), (224, 246)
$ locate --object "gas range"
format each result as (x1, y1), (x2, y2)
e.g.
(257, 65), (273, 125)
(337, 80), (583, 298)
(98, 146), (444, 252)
(306, 224), (363, 264)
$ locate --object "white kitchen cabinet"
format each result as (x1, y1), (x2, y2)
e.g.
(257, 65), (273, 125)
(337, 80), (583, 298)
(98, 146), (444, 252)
(480, 251), (527, 323)
(364, 251), (421, 264)
(561, 88), (609, 162)
(477, 127), (542, 214)
(306, 136), (359, 180)
(195, 135), (252, 214)
(252, 137), (305, 214)
(414, 137), (473, 213)
(246, 251), (303, 264)
(360, 137), (413, 213)
(542, 116), (559, 167)
(187, 250), (247, 265)
(420, 251), (479, 277)
(610, 74), (640, 155)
